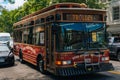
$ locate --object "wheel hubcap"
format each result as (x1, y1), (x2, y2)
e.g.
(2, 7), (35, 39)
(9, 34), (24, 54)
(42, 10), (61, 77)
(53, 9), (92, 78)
(19, 58), (23, 62)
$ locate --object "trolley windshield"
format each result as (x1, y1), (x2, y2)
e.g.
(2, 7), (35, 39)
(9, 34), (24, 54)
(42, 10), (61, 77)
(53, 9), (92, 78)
(55, 22), (107, 51)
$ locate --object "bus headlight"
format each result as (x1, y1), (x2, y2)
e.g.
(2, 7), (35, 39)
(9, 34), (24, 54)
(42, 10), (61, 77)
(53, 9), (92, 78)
(102, 57), (109, 61)
(56, 60), (72, 65)
(62, 60), (71, 65)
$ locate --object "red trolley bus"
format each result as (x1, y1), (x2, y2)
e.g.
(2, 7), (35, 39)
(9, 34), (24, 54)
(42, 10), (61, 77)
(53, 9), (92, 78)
(13, 3), (114, 76)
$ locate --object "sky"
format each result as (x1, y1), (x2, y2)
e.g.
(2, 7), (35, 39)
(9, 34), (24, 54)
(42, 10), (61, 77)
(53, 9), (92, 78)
(0, 0), (27, 10)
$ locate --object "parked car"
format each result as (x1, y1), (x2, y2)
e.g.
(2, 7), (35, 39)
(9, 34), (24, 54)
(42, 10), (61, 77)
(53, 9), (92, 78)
(0, 44), (15, 66)
(0, 33), (13, 48)
(108, 36), (120, 61)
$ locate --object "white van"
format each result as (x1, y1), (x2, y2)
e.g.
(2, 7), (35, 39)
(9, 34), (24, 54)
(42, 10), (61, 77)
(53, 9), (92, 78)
(0, 33), (13, 48)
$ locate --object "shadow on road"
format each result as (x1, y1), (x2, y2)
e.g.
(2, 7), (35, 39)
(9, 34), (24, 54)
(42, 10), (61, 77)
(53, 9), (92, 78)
(0, 63), (17, 68)
(43, 72), (115, 80)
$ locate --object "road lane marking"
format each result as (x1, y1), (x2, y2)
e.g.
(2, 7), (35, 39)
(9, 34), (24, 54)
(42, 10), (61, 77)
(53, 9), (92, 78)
(108, 71), (120, 74)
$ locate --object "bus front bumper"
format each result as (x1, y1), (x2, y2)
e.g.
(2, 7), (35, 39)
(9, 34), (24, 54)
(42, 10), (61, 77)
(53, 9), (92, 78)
(56, 63), (114, 76)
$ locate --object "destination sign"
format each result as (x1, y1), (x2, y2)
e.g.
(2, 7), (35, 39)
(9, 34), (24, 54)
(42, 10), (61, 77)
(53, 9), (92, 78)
(63, 13), (103, 21)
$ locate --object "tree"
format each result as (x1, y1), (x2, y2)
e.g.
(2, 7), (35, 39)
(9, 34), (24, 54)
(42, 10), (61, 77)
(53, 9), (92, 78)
(0, 9), (13, 33)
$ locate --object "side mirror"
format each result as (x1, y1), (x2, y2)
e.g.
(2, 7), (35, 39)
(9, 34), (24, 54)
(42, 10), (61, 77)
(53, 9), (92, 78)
(7, 41), (10, 47)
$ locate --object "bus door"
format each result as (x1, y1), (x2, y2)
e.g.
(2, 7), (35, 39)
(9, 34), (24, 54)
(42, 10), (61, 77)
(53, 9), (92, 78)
(46, 25), (54, 68)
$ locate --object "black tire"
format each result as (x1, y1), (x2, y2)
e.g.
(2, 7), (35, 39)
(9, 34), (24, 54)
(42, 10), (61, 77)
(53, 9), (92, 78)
(117, 52), (120, 61)
(11, 61), (15, 66)
(19, 50), (24, 63)
(10, 56), (15, 66)
(11, 57), (15, 66)
(37, 58), (46, 74)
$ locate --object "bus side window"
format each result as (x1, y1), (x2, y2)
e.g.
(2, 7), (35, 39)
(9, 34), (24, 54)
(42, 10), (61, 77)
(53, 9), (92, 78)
(23, 35), (27, 43)
(46, 15), (54, 22)
(16, 31), (22, 42)
(39, 32), (45, 45)
(35, 32), (45, 45)
(56, 14), (61, 20)
(28, 27), (33, 44)
(35, 25), (45, 45)
(35, 32), (40, 45)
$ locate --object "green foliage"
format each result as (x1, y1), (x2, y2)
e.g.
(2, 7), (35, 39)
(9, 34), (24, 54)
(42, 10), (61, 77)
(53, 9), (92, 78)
(57, 0), (86, 3)
(0, 9), (13, 33)
(53, 0), (106, 9)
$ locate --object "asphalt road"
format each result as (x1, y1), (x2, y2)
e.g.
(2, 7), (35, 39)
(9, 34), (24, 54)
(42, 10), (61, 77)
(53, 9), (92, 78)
(0, 56), (120, 80)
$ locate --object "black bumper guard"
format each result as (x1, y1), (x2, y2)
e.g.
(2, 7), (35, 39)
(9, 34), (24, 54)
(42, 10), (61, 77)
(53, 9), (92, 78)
(56, 63), (114, 76)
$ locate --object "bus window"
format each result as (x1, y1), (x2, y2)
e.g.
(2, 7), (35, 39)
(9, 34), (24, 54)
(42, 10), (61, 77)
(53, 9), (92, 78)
(41, 18), (45, 23)
(35, 32), (40, 45)
(16, 31), (22, 42)
(63, 13), (72, 20)
(22, 29), (28, 43)
(55, 24), (84, 51)
(27, 27), (33, 44)
(23, 35), (27, 43)
(40, 32), (45, 45)
(55, 14), (61, 20)
(46, 15), (54, 22)
(32, 33), (36, 45)
(30, 21), (34, 25)
(55, 22), (106, 51)
(35, 26), (45, 45)
(35, 19), (40, 24)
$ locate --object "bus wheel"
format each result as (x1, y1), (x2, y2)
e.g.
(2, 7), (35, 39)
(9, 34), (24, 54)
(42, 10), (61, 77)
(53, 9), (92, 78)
(19, 50), (24, 63)
(38, 59), (45, 74)
(117, 52), (120, 61)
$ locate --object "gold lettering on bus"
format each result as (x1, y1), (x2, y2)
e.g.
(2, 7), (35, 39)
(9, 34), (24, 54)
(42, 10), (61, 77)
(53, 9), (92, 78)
(72, 55), (80, 60)
(65, 14), (100, 21)
(79, 15), (93, 21)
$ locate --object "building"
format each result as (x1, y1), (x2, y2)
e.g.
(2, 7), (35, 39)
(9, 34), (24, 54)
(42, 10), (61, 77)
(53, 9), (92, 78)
(107, 0), (120, 36)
